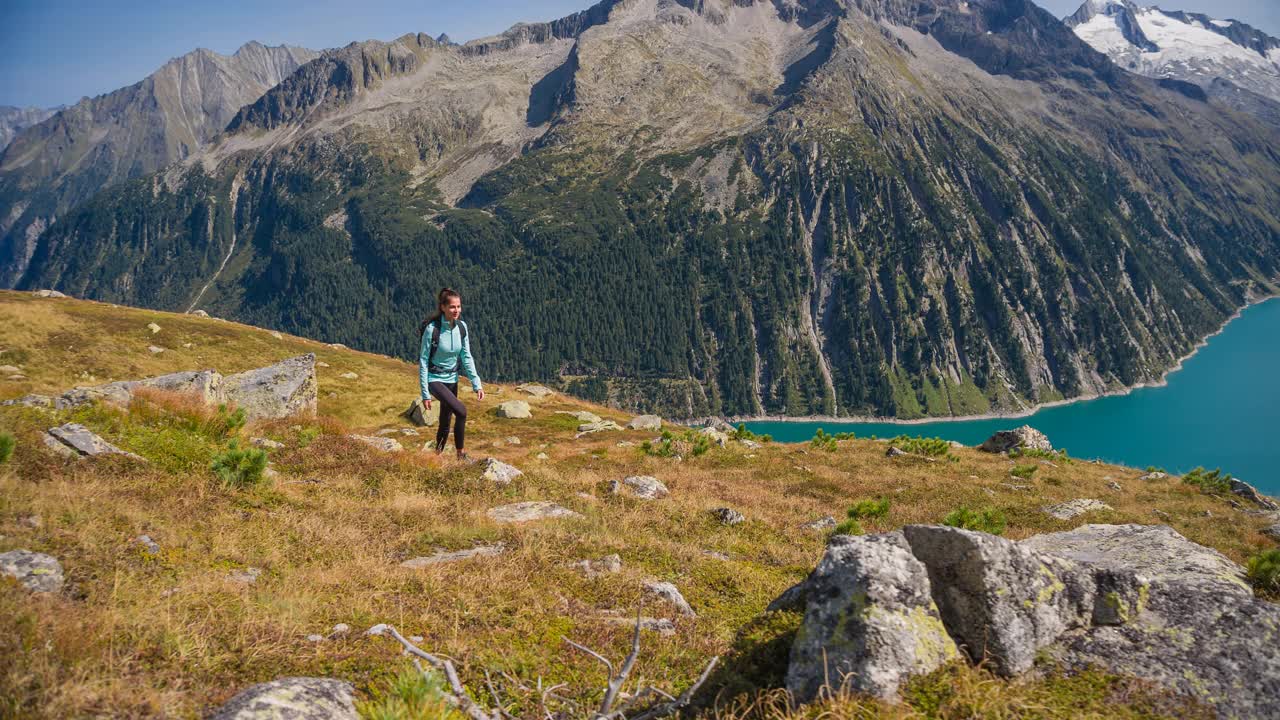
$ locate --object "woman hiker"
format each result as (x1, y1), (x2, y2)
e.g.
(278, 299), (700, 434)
(419, 288), (484, 460)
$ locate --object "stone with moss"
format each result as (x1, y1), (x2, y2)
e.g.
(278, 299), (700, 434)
(209, 677), (358, 719)
(782, 531), (959, 702)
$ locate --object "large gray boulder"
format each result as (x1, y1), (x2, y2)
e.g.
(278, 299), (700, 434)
(0, 550), (64, 593)
(481, 458), (523, 485)
(209, 677), (358, 720)
(782, 533), (959, 702)
(1229, 478), (1279, 510)
(222, 354), (318, 420)
(399, 399), (436, 427)
(978, 425), (1052, 454)
(627, 415), (662, 431)
(902, 525), (1092, 676)
(621, 475), (669, 500)
(44, 423), (145, 461)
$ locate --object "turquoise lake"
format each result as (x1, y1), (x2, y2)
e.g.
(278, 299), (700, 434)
(743, 298), (1280, 496)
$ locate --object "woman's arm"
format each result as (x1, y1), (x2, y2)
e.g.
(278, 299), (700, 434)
(418, 330), (433, 401)
(460, 322), (482, 393)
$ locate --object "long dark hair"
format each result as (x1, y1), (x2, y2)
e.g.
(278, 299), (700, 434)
(419, 287), (461, 339)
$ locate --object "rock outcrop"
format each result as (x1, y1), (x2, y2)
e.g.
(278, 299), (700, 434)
(209, 677), (358, 720)
(778, 523), (1280, 716)
(627, 415), (662, 430)
(221, 354), (317, 420)
(496, 401), (532, 419)
(487, 502), (582, 523)
(978, 426), (1052, 454)
(481, 458), (523, 485)
(43, 423), (145, 461)
(620, 475), (668, 500)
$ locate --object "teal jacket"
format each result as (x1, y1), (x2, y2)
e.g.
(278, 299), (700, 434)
(419, 319), (482, 399)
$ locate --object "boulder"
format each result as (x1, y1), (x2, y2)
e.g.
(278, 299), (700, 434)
(190, 309), (210, 317)
(901, 525), (1092, 676)
(782, 533), (959, 703)
(573, 554), (622, 578)
(399, 399), (436, 427)
(400, 545), (505, 568)
(147, 345), (166, 354)
(1229, 478), (1279, 510)
(44, 423), (144, 461)
(147, 322), (161, 334)
(32, 289), (67, 298)
(350, 435), (403, 453)
(621, 475), (669, 500)
(209, 677), (358, 720)
(496, 400), (532, 419)
(516, 384), (555, 398)
(698, 426), (729, 447)
(1264, 523), (1280, 541)
(711, 507), (745, 526)
(885, 446), (907, 458)
(487, 502), (582, 524)
(643, 580), (696, 617)
(978, 426), (1052, 454)
(627, 415), (662, 431)
(222, 354), (318, 420)
(133, 535), (161, 555)
(558, 410), (601, 423)
(0, 550), (64, 593)
(1137, 471), (1167, 481)
(481, 458), (523, 485)
(1042, 499), (1113, 521)
(801, 516), (837, 531)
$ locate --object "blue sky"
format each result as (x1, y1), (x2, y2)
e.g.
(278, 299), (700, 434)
(1, 0), (1277, 108)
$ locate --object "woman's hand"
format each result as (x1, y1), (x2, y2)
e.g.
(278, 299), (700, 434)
(422, 397), (432, 411)
(476, 388), (485, 401)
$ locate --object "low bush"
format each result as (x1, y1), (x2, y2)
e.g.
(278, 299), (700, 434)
(891, 435), (953, 458)
(847, 498), (890, 520)
(942, 506), (1007, 535)
(1010, 464), (1038, 479)
(834, 518), (865, 535)
(0, 432), (14, 464)
(1246, 549), (1280, 597)
(210, 440), (269, 489)
(1011, 447), (1071, 463)
(1182, 467), (1233, 494)
(357, 664), (461, 720)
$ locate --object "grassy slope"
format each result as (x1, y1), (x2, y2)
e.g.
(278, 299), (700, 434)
(0, 291), (1273, 719)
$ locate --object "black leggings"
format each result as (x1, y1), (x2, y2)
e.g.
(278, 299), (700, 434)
(429, 381), (466, 451)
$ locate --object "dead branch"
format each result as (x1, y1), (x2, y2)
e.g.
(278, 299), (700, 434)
(367, 623), (498, 720)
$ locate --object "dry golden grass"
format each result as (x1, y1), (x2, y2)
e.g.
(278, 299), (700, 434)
(0, 291), (1273, 719)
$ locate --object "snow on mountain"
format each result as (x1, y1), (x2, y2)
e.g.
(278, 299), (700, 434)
(1067, 1), (1280, 106)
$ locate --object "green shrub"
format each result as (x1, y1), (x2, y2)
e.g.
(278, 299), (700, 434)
(1182, 467), (1233, 494)
(691, 433), (712, 457)
(848, 498), (890, 520)
(357, 664), (462, 720)
(834, 518), (865, 535)
(891, 435), (952, 458)
(942, 507), (1007, 535)
(1246, 549), (1280, 597)
(1011, 464), (1038, 479)
(207, 404), (246, 437)
(210, 440), (269, 489)
(1010, 447), (1071, 463)
(296, 426), (321, 448)
(0, 432), (14, 464)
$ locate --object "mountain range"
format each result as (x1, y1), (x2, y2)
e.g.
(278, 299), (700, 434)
(1066, 0), (1280, 121)
(4, 0), (1280, 420)
(0, 105), (61, 152)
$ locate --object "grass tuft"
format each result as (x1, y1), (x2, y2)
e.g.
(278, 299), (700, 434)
(0, 431), (14, 464)
(942, 506), (1007, 535)
(1246, 549), (1280, 599)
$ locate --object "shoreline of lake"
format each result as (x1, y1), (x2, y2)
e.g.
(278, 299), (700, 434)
(721, 294), (1277, 428)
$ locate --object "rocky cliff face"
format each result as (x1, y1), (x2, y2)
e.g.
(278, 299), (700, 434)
(0, 42), (318, 286)
(0, 105), (60, 152)
(13, 0), (1280, 419)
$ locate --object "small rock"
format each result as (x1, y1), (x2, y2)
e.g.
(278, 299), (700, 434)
(602, 616), (676, 636)
(496, 400), (532, 419)
(711, 507), (744, 526)
(978, 426), (1052, 454)
(270, 331), (283, 340)
(133, 535), (161, 555)
(1153, 509), (1172, 520)
(400, 545), (507, 567)
(621, 475), (669, 500)
(147, 323), (161, 334)
(190, 309), (209, 317)
(329, 623), (350, 638)
(1107, 481), (1123, 491)
(147, 345), (165, 354)
(516, 383), (555, 398)
(1229, 478), (1279, 510)
(0, 550), (64, 593)
(251, 437), (285, 450)
(32, 289), (67, 298)
(801, 516), (837, 531)
(487, 502), (582, 524)
(227, 567), (262, 585)
(535, 452), (549, 460)
(886, 446), (907, 457)
(0, 365), (20, 374)
(558, 410), (602, 423)
(740, 439), (762, 449)
(481, 458), (523, 485)
(1042, 499), (1113, 521)
(16, 514), (41, 529)
(698, 426), (729, 447)
(44, 423), (145, 461)
(316, 361), (330, 368)
(328, 343), (347, 350)
(627, 415), (662, 431)
(1262, 523), (1280, 541)
(573, 554), (622, 578)
(181, 343), (194, 349)
(702, 550), (731, 560)
(616, 440), (635, 447)
(503, 436), (521, 445)
(339, 372), (359, 380)
(306, 634), (325, 642)
(209, 677), (358, 720)
(576, 419), (624, 436)
(643, 580), (696, 616)
(350, 435), (403, 452)
(1138, 471), (1167, 481)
